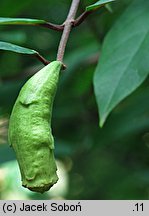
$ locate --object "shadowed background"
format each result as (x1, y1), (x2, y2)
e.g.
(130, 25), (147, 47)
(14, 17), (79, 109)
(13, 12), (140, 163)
(0, 0), (149, 199)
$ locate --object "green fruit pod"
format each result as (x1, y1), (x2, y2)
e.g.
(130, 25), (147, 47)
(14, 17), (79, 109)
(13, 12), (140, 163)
(8, 61), (62, 193)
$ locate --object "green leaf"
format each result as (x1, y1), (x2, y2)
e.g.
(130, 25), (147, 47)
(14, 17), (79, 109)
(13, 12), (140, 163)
(0, 0), (39, 17)
(86, 0), (115, 11)
(94, 0), (149, 127)
(0, 41), (37, 55)
(0, 17), (45, 26)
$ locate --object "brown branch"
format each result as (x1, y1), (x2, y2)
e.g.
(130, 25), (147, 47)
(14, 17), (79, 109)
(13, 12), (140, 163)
(57, 0), (81, 62)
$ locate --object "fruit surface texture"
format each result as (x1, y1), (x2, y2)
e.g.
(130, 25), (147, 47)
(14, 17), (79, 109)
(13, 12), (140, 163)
(8, 61), (62, 193)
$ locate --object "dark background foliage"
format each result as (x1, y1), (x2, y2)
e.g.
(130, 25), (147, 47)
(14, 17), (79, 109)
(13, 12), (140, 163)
(0, 0), (149, 199)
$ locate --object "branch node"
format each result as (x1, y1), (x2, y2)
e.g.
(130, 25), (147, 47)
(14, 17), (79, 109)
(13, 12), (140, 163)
(56, 0), (81, 62)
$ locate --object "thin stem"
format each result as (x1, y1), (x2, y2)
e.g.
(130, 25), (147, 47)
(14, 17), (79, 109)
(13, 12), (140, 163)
(57, 0), (80, 62)
(73, 10), (92, 27)
(35, 53), (50, 65)
(38, 22), (64, 31)
(2, 21), (64, 32)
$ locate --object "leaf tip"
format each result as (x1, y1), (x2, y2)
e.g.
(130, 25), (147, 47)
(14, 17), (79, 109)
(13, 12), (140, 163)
(99, 117), (106, 128)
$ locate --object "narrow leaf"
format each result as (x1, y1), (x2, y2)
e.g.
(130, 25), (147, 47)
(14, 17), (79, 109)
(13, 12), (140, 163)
(86, 0), (115, 11)
(0, 17), (45, 26)
(94, 0), (149, 127)
(0, 41), (37, 55)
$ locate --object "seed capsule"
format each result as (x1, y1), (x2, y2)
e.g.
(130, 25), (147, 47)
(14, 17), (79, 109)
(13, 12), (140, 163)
(8, 61), (62, 193)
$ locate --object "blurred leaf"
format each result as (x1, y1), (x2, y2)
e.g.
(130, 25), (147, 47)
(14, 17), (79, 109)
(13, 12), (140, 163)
(61, 42), (100, 84)
(55, 139), (75, 157)
(105, 4), (113, 13)
(86, 0), (115, 11)
(108, 171), (148, 199)
(0, 41), (37, 55)
(72, 66), (94, 97)
(0, 80), (24, 109)
(0, 31), (26, 45)
(0, 17), (46, 26)
(0, 53), (21, 77)
(0, 0), (39, 17)
(94, 0), (149, 126)
(0, 145), (15, 163)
